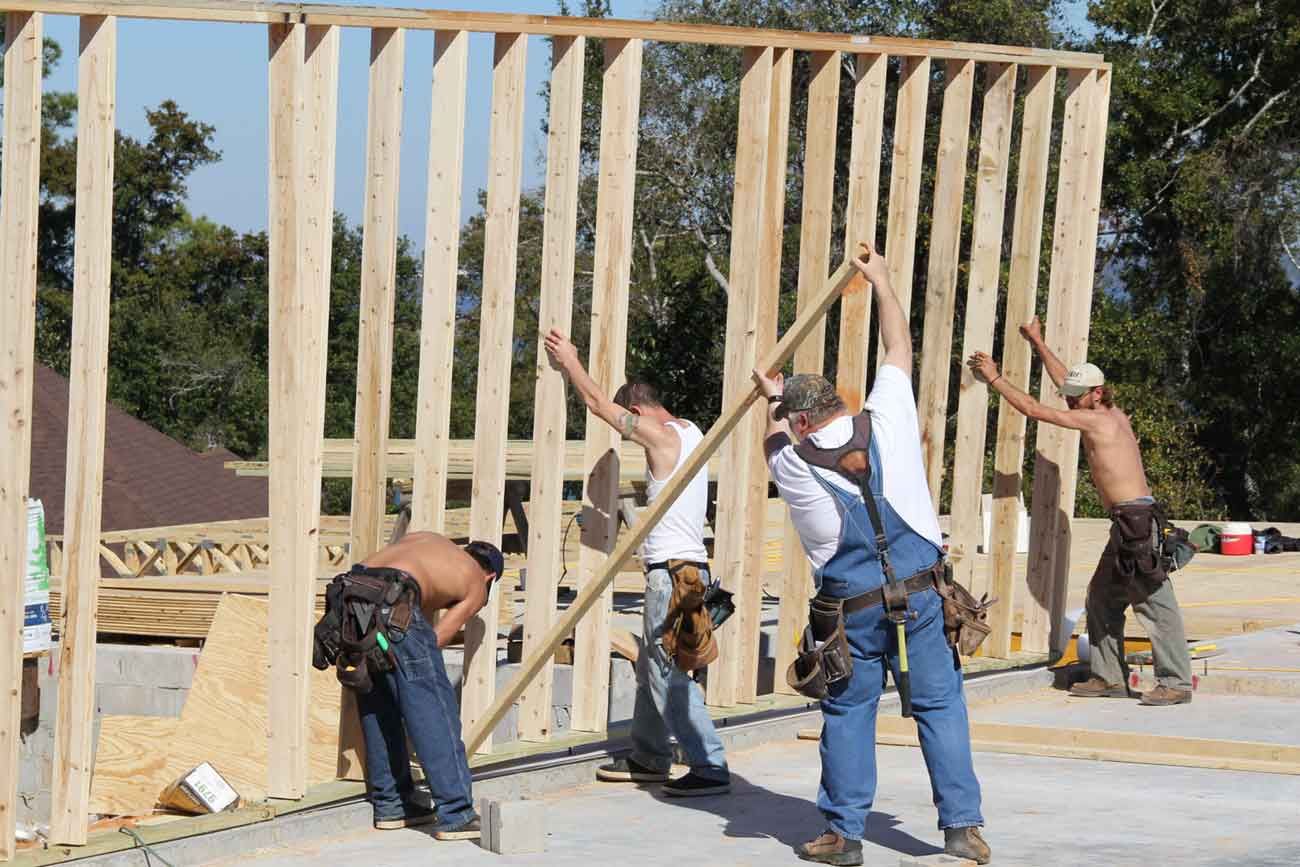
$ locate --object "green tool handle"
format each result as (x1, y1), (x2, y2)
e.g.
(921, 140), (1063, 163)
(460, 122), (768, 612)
(896, 621), (913, 718)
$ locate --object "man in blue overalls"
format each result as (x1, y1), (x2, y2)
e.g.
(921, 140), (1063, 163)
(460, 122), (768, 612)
(753, 243), (988, 866)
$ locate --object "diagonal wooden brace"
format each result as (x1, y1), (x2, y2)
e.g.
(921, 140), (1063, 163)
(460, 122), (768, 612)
(465, 259), (863, 754)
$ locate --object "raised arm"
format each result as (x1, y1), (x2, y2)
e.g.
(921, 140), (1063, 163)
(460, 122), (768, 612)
(967, 351), (1106, 433)
(542, 329), (675, 452)
(1019, 316), (1069, 390)
(852, 242), (912, 376)
(751, 368), (791, 445)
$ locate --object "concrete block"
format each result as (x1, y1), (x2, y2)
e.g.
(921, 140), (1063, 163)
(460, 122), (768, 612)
(97, 644), (199, 689)
(481, 797), (546, 855)
(95, 683), (188, 717)
(898, 855), (975, 866)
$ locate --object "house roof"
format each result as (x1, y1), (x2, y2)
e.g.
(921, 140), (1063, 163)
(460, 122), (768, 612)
(29, 364), (268, 535)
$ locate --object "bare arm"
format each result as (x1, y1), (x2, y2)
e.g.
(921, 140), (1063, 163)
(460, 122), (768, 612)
(751, 369), (791, 441)
(968, 351), (1106, 432)
(543, 330), (675, 452)
(434, 593), (481, 649)
(852, 242), (912, 375)
(1019, 316), (1068, 389)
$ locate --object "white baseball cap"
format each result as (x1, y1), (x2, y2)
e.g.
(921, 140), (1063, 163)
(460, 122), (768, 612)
(1060, 362), (1105, 397)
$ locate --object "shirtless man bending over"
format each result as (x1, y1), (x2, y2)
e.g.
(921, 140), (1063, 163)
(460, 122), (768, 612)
(347, 532), (505, 837)
(968, 317), (1192, 706)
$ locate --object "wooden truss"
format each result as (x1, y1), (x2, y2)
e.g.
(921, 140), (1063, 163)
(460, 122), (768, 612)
(0, 0), (1109, 855)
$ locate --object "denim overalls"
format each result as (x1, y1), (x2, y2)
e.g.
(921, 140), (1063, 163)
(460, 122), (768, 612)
(805, 438), (983, 839)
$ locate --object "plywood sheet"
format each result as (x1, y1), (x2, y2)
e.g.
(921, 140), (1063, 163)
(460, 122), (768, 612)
(87, 594), (340, 816)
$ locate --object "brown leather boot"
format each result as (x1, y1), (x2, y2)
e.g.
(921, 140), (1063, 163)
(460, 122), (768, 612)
(797, 829), (863, 866)
(1140, 684), (1192, 705)
(944, 826), (991, 864)
(1068, 675), (1129, 697)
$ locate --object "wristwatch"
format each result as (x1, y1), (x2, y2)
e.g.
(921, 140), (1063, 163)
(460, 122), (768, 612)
(766, 393), (783, 403)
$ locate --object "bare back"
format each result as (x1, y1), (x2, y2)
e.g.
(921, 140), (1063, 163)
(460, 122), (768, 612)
(1080, 406), (1151, 510)
(361, 531), (486, 621)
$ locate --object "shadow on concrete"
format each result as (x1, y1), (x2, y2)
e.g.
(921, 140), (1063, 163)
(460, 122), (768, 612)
(644, 772), (942, 857)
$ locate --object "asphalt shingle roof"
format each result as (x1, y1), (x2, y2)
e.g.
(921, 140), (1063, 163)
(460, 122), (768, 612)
(29, 365), (268, 535)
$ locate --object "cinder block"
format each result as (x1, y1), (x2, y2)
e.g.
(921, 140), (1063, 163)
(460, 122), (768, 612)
(476, 797), (495, 853)
(899, 854), (975, 866)
(95, 683), (188, 717)
(481, 798), (546, 855)
(98, 644), (199, 689)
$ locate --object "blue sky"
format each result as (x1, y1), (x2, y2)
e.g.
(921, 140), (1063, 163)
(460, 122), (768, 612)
(36, 1), (1100, 250)
(39, 0), (657, 247)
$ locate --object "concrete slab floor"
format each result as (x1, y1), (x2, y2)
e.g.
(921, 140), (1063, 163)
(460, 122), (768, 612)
(970, 688), (1300, 745)
(207, 737), (1300, 867)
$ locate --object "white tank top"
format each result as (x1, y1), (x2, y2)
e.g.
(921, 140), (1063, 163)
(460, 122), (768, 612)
(639, 420), (710, 564)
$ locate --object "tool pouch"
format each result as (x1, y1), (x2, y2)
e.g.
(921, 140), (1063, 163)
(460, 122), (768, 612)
(785, 596), (853, 700)
(336, 649), (375, 694)
(933, 560), (993, 656)
(702, 579), (736, 630)
(661, 561), (719, 672)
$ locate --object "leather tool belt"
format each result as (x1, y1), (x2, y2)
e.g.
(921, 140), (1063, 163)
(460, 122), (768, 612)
(785, 562), (940, 701)
(312, 565), (422, 694)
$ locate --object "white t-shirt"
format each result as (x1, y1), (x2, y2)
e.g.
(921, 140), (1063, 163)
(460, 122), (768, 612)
(640, 420), (710, 564)
(766, 364), (942, 571)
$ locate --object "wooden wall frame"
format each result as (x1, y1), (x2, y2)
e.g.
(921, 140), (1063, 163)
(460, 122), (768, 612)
(0, 1), (1108, 848)
(569, 36), (643, 736)
(50, 14), (116, 844)
(0, 11), (44, 859)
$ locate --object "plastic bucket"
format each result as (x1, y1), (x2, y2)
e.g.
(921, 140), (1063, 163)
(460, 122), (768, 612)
(1219, 522), (1253, 555)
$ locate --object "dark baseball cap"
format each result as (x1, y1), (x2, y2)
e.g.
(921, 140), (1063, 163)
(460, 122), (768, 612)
(774, 373), (841, 420)
(465, 540), (505, 583)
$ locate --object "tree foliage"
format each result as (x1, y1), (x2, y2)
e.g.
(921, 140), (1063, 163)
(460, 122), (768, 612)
(5, 0), (1297, 521)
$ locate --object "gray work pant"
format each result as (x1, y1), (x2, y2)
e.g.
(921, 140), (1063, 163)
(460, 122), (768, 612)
(1085, 506), (1193, 690)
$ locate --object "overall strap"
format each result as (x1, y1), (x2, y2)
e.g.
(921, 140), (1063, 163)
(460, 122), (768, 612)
(794, 413), (897, 586)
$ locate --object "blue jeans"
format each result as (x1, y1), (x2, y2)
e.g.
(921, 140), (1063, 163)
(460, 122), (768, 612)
(356, 607), (476, 825)
(818, 586), (983, 838)
(628, 566), (729, 781)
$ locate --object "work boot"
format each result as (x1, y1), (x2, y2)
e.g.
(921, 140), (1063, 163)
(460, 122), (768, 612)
(432, 815), (481, 841)
(1139, 685), (1192, 706)
(1068, 675), (1129, 698)
(595, 756), (669, 783)
(796, 829), (863, 866)
(944, 826), (991, 865)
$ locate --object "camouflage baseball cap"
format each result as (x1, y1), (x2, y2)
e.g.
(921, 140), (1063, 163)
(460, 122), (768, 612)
(774, 373), (840, 420)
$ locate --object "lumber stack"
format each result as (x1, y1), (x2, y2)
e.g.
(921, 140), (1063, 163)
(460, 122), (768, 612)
(225, 438), (722, 481)
(42, 499), (796, 640)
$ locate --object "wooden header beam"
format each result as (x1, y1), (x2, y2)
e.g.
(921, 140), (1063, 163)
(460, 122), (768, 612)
(464, 259), (862, 756)
(0, 0), (1108, 68)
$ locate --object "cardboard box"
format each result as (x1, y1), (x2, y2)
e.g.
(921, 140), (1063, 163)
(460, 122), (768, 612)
(159, 763), (240, 814)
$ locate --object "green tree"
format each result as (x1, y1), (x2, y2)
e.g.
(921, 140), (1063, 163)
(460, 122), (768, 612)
(1084, 0), (1300, 518)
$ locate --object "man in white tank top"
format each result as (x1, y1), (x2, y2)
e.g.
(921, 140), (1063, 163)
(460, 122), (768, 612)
(545, 331), (730, 797)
